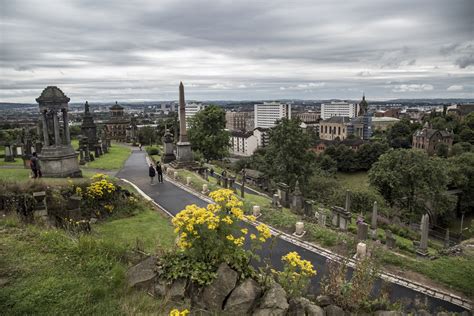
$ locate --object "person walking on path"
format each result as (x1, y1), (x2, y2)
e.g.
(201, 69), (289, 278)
(149, 163), (156, 185)
(139, 143), (142, 151)
(156, 163), (163, 183)
(30, 152), (42, 179)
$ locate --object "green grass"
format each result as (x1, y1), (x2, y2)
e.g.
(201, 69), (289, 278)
(381, 251), (474, 297)
(84, 143), (131, 170)
(0, 169), (99, 183)
(95, 208), (176, 253)
(0, 158), (24, 166)
(336, 172), (370, 190)
(0, 205), (177, 315)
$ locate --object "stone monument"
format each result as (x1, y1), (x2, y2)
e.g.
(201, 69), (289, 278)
(416, 214), (429, 256)
(162, 128), (176, 163)
(370, 201), (378, 239)
(291, 180), (304, 214)
(36, 86), (82, 178)
(80, 101), (98, 151)
(171, 82), (194, 168)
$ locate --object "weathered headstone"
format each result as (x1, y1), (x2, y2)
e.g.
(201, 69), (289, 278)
(357, 222), (369, 241)
(277, 183), (290, 208)
(303, 200), (314, 217)
(417, 214), (429, 256)
(202, 184), (209, 195)
(344, 189), (351, 213)
(331, 206), (351, 231)
(4, 144), (14, 162)
(32, 191), (48, 221)
(356, 242), (367, 259)
(294, 221), (305, 237)
(444, 229), (450, 248)
(223, 177), (228, 189)
(161, 129), (176, 163)
(252, 205), (261, 218)
(272, 194), (279, 207)
(385, 229), (396, 249)
(79, 149), (86, 165)
(291, 180), (304, 214)
(371, 201), (378, 239)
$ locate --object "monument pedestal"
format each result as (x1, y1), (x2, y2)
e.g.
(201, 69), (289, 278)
(39, 145), (82, 178)
(170, 141), (198, 169)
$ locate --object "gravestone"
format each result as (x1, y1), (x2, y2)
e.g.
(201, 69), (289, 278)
(303, 200), (314, 217)
(331, 206), (351, 231)
(294, 221), (305, 236)
(444, 229), (450, 248)
(277, 183), (290, 208)
(356, 242), (367, 259)
(252, 205), (261, 218)
(32, 191), (48, 221)
(272, 194), (279, 207)
(4, 144), (14, 162)
(79, 149), (86, 165)
(357, 222), (369, 241)
(371, 201), (378, 239)
(216, 175), (221, 186)
(202, 184), (209, 195)
(65, 195), (82, 220)
(344, 190), (351, 213)
(161, 129), (176, 163)
(385, 230), (396, 249)
(228, 177), (235, 192)
(416, 214), (429, 256)
(291, 181), (304, 214)
(223, 177), (228, 189)
(240, 170), (245, 198)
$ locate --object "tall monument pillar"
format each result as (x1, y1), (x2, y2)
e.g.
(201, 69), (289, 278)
(36, 86), (82, 178)
(172, 82), (195, 168)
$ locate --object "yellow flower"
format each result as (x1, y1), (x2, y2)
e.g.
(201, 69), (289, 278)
(241, 228), (248, 235)
(250, 233), (257, 240)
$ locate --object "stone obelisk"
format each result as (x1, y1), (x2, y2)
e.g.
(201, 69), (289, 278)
(174, 82), (193, 166)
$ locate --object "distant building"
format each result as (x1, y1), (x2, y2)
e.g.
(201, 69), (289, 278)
(294, 111), (320, 123)
(180, 102), (208, 128)
(447, 104), (474, 120)
(319, 116), (352, 140)
(372, 117), (400, 132)
(254, 102), (291, 128)
(225, 111), (253, 131)
(229, 130), (258, 156)
(412, 126), (454, 155)
(312, 139), (367, 154)
(347, 115), (372, 140)
(400, 108), (425, 122)
(374, 108), (401, 118)
(104, 101), (131, 142)
(321, 101), (358, 120)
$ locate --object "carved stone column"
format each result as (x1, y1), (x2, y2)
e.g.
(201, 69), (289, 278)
(53, 111), (61, 145)
(62, 109), (71, 144)
(41, 111), (49, 145)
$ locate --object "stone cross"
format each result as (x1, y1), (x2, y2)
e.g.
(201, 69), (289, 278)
(416, 214), (429, 256)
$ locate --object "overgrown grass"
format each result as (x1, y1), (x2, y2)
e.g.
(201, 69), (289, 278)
(0, 169), (99, 184)
(335, 172), (370, 190)
(0, 158), (24, 166)
(84, 143), (131, 170)
(0, 168), (32, 180)
(381, 251), (474, 297)
(0, 204), (177, 315)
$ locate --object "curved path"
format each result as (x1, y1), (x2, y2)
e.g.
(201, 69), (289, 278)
(117, 149), (469, 313)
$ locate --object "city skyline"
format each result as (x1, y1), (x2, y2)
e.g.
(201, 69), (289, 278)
(1, 0), (473, 102)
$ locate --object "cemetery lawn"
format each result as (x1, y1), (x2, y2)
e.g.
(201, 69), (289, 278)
(0, 205), (177, 315)
(84, 143), (131, 170)
(0, 169), (98, 183)
(0, 159), (24, 167)
(336, 172), (370, 190)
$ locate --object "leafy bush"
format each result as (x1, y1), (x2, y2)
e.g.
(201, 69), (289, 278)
(146, 146), (160, 156)
(272, 251), (316, 298)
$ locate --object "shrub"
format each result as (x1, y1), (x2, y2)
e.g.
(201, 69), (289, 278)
(146, 146), (160, 156)
(160, 189), (271, 285)
(272, 251), (316, 298)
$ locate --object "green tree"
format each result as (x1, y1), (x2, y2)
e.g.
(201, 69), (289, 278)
(435, 142), (449, 158)
(448, 152), (474, 215)
(386, 120), (413, 148)
(368, 149), (454, 219)
(188, 105), (230, 161)
(459, 128), (474, 144)
(263, 118), (315, 190)
(355, 142), (390, 170)
(138, 126), (158, 145)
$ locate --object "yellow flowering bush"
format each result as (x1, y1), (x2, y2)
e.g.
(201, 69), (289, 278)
(169, 308), (189, 316)
(85, 174), (116, 200)
(163, 189), (273, 285)
(272, 251), (316, 298)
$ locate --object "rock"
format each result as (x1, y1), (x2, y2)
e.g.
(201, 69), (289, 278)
(324, 304), (344, 316)
(252, 282), (289, 316)
(305, 303), (325, 316)
(194, 263), (238, 311)
(373, 311), (404, 316)
(224, 278), (262, 314)
(168, 278), (187, 301)
(154, 280), (167, 298)
(126, 256), (157, 291)
(316, 295), (332, 307)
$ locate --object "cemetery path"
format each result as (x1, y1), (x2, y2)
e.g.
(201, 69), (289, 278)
(116, 149), (469, 313)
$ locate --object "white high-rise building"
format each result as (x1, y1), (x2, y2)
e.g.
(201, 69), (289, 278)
(179, 102), (208, 128)
(321, 101), (359, 120)
(254, 102), (291, 128)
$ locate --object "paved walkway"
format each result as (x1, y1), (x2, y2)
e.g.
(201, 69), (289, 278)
(116, 149), (469, 313)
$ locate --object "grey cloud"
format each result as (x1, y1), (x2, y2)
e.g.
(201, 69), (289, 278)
(456, 55), (474, 68)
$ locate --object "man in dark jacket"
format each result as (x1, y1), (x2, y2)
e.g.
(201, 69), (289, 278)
(156, 163), (163, 183)
(149, 163), (156, 184)
(30, 152), (42, 179)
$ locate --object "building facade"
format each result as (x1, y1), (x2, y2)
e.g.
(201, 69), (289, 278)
(225, 111), (253, 131)
(229, 130), (259, 156)
(321, 101), (358, 120)
(254, 102), (291, 128)
(319, 116), (352, 140)
(412, 127), (454, 155)
(294, 111), (320, 123)
(104, 102), (131, 142)
(180, 102), (208, 128)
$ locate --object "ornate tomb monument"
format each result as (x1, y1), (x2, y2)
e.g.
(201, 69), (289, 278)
(36, 86), (82, 178)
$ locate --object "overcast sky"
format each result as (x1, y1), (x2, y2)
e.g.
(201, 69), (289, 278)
(1, 0), (473, 103)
